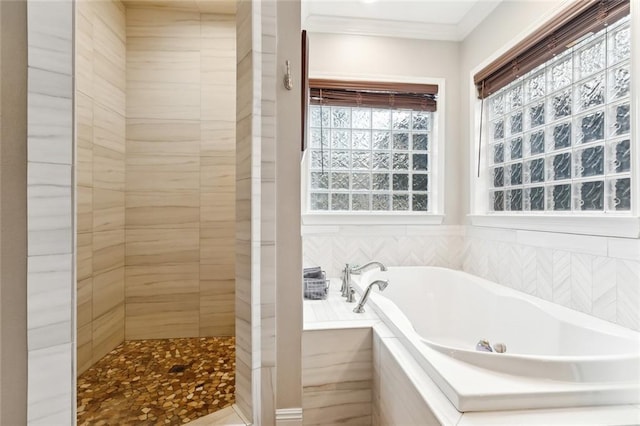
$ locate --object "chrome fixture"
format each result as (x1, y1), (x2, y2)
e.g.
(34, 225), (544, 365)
(476, 339), (493, 352)
(493, 343), (507, 353)
(340, 264), (351, 297)
(283, 60), (293, 90)
(353, 280), (389, 314)
(346, 288), (356, 303)
(476, 339), (507, 353)
(340, 261), (387, 300)
(350, 261), (388, 275)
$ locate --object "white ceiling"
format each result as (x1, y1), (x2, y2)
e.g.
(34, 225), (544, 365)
(302, 0), (503, 41)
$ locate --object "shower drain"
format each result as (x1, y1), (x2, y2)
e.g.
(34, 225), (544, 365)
(168, 364), (188, 373)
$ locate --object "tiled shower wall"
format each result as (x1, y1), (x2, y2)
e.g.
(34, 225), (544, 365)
(76, 0), (127, 375)
(462, 226), (640, 332)
(27, 0), (74, 423)
(124, 7), (236, 341)
(76, 1), (237, 370)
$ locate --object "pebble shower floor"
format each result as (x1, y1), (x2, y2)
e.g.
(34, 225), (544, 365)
(77, 337), (235, 425)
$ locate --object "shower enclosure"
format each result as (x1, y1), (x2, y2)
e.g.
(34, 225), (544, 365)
(75, 0), (236, 423)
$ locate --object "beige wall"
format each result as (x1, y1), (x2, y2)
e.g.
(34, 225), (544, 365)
(76, 0), (127, 375)
(276, 0), (303, 412)
(0, 0), (28, 423)
(459, 0), (565, 219)
(124, 7), (236, 340)
(308, 33), (462, 224)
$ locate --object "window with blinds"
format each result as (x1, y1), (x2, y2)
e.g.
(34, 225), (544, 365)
(306, 79), (439, 213)
(475, 1), (632, 214)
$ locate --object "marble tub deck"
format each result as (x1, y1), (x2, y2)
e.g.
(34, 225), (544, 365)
(303, 279), (379, 330)
(77, 337), (235, 425)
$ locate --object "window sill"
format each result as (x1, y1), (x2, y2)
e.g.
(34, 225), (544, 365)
(303, 213), (444, 226)
(468, 214), (640, 238)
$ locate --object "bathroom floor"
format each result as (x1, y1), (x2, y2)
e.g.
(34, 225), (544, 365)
(77, 337), (235, 425)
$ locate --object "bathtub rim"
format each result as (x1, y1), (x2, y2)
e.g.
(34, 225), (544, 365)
(351, 265), (640, 411)
(355, 265), (640, 352)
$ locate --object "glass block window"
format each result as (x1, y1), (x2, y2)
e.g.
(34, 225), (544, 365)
(308, 106), (432, 212)
(487, 16), (631, 213)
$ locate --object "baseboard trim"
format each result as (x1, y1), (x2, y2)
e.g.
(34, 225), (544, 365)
(275, 408), (303, 425)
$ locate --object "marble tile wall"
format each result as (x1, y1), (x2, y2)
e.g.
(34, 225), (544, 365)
(462, 226), (640, 332)
(27, 0), (74, 423)
(302, 328), (373, 425)
(234, 0), (254, 419)
(124, 6), (236, 340)
(75, 0), (127, 375)
(259, 1), (278, 424)
(234, 0), (278, 422)
(302, 225), (464, 278)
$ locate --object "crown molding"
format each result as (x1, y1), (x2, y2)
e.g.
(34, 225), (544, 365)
(304, 14), (460, 41)
(455, 0), (502, 40)
(303, 1), (503, 42)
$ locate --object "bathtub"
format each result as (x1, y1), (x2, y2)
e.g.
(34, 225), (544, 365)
(351, 266), (640, 412)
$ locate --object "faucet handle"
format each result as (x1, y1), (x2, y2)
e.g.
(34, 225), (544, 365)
(346, 288), (356, 303)
(340, 263), (351, 297)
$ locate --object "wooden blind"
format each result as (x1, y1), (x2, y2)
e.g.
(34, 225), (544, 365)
(301, 30), (309, 151)
(474, 0), (630, 99)
(309, 79), (438, 111)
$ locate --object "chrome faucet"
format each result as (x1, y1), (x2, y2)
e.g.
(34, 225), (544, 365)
(350, 261), (387, 275)
(340, 261), (387, 302)
(353, 280), (389, 313)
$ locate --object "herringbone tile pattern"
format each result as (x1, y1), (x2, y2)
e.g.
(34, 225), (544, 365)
(303, 235), (462, 278)
(462, 236), (640, 331)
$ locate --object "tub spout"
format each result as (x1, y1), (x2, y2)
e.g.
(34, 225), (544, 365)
(353, 280), (389, 314)
(476, 339), (507, 353)
(350, 261), (387, 275)
(341, 261), (387, 300)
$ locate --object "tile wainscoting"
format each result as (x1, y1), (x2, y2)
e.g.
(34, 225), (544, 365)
(462, 226), (640, 332)
(302, 225), (464, 278)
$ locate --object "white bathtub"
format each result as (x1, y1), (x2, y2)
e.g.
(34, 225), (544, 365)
(352, 266), (640, 412)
